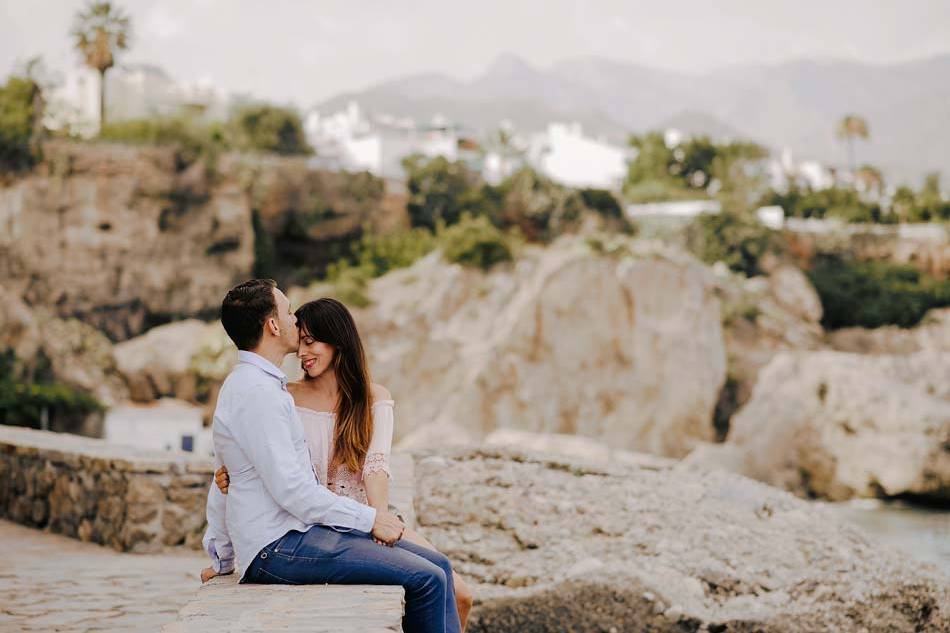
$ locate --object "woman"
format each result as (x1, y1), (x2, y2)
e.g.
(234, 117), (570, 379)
(211, 298), (474, 630)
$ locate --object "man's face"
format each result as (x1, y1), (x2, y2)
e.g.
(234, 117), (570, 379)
(272, 288), (299, 353)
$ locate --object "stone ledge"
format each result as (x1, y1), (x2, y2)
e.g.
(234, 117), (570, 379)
(163, 453), (416, 632)
(162, 579), (405, 633)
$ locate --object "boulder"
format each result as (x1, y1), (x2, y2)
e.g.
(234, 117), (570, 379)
(113, 320), (234, 404)
(415, 448), (949, 632)
(333, 237), (727, 457)
(688, 350), (950, 501)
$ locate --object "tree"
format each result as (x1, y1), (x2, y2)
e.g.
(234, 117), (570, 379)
(402, 154), (490, 230)
(836, 114), (869, 173)
(0, 75), (43, 172)
(229, 105), (311, 155)
(72, 1), (132, 130)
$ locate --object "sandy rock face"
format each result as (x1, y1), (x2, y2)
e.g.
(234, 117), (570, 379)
(692, 350), (950, 501)
(347, 238), (727, 457)
(0, 286), (127, 407)
(113, 320), (235, 406)
(416, 448), (949, 633)
(0, 143), (254, 340)
(712, 264), (825, 431)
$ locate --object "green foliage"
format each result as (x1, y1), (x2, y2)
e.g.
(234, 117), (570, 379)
(760, 185), (893, 223)
(579, 188), (623, 219)
(327, 265), (372, 309)
(0, 76), (42, 172)
(440, 214), (514, 271)
(0, 352), (103, 429)
(490, 167), (586, 242)
(685, 211), (776, 277)
(98, 116), (224, 167)
(807, 256), (950, 329)
(624, 132), (768, 204)
(229, 105), (311, 156)
(402, 154), (491, 230)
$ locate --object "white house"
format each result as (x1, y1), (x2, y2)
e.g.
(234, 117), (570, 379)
(529, 123), (631, 190)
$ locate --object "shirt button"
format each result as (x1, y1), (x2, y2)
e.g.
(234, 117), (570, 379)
(261, 552), (268, 559)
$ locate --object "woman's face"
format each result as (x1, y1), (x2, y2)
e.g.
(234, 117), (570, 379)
(297, 330), (336, 378)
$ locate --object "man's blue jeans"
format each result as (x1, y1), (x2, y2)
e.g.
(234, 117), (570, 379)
(242, 525), (462, 633)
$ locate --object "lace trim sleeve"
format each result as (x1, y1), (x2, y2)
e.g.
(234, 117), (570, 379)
(363, 451), (391, 480)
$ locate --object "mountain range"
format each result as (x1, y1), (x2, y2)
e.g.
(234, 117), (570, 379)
(318, 53), (950, 186)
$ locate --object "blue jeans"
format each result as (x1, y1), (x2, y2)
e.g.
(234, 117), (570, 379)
(242, 525), (462, 633)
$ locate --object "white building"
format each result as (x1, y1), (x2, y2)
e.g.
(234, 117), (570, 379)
(45, 64), (232, 136)
(305, 102), (465, 178)
(768, 148), (835, 191)
(45, 66), (100, 137)
(528, 123), (631, 190)
(625, 199), (722, 220)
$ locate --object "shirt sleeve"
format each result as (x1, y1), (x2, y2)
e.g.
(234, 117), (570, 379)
(235, 384), (377, 532)
(202, 454), (234, 574)
(363, 401), (394, 481)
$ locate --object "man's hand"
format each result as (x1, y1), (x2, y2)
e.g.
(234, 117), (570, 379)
(200, 566), (218, 583)
(215, 465), (229, 494)
(371, 510), (405, 546)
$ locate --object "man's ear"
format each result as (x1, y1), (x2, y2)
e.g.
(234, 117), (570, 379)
(266, 316), (280, 337)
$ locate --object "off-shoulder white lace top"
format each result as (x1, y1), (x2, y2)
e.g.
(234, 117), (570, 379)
(296, 400), (394, 505)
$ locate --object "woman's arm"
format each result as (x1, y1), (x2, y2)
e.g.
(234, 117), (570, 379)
(363, 384), (395, 514)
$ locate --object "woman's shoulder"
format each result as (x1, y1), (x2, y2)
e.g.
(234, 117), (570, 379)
(370, 383), (393, 404)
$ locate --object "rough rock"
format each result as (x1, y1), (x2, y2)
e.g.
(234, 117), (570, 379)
(0, 285), (127, 407)
(0, 142), (394, 340)
(113, 319), (232, 404)
(320, 236), (727, 457)
(0, 142), (254, 340)
(415, 447), (950, 632)
(711, 264), (825, 434)
(828, 307), (950, 354)
(688, 350), (950, 501)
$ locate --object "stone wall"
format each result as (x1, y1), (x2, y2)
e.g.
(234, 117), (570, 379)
(0, 425), (211, 553)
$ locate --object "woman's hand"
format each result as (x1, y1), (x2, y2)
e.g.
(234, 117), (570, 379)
(200, 566), (218, 583)
(215, 465), (230, 494)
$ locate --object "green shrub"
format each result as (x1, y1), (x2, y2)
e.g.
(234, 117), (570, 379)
(402, 154), (491, 230)
(229, 105), (311, 156)
(440, 214), (514, 270)
(328, 264), (372, 308)
(0, 76), (42, 172)
(490, 167), (585, 242)
(99, 116), (223, 167)
(807, 256), (950, 329)
(685, 211), (776, 276)
(0, 352), (103, 429)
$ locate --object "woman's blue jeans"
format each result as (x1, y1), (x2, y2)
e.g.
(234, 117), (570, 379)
(242, 525), (462, 633)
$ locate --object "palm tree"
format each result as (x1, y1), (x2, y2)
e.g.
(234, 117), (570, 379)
(836, 114), (869, 174)
(854, 164), (884, 197)
(72, 2), (132, 130)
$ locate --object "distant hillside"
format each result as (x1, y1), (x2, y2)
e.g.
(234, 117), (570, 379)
(317, 53), (950, 186)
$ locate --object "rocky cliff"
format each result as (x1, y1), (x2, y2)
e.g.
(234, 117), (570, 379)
(294, 237), (729, 457)
(0, 142), (396, 340)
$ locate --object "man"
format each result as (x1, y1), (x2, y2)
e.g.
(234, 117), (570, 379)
(201, 279), (460, 633)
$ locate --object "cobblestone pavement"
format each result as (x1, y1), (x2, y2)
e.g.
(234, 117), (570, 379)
(0, 520), (206, 632)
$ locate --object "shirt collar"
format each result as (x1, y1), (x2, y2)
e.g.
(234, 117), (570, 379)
(237, 350), (289, 387)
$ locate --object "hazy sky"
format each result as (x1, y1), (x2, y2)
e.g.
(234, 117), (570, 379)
(3, 0), (949, 106)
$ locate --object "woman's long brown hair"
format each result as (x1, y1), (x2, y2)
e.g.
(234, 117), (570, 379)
(295, 298), (373, 474)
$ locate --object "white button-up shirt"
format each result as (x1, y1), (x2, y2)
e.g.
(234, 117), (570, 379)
(202, 351), (377, 579)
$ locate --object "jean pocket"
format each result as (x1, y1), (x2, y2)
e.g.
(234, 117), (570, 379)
(273, 529), (305, 556)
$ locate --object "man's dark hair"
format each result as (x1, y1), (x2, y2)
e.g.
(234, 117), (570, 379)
(221, 279), (278, 350)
